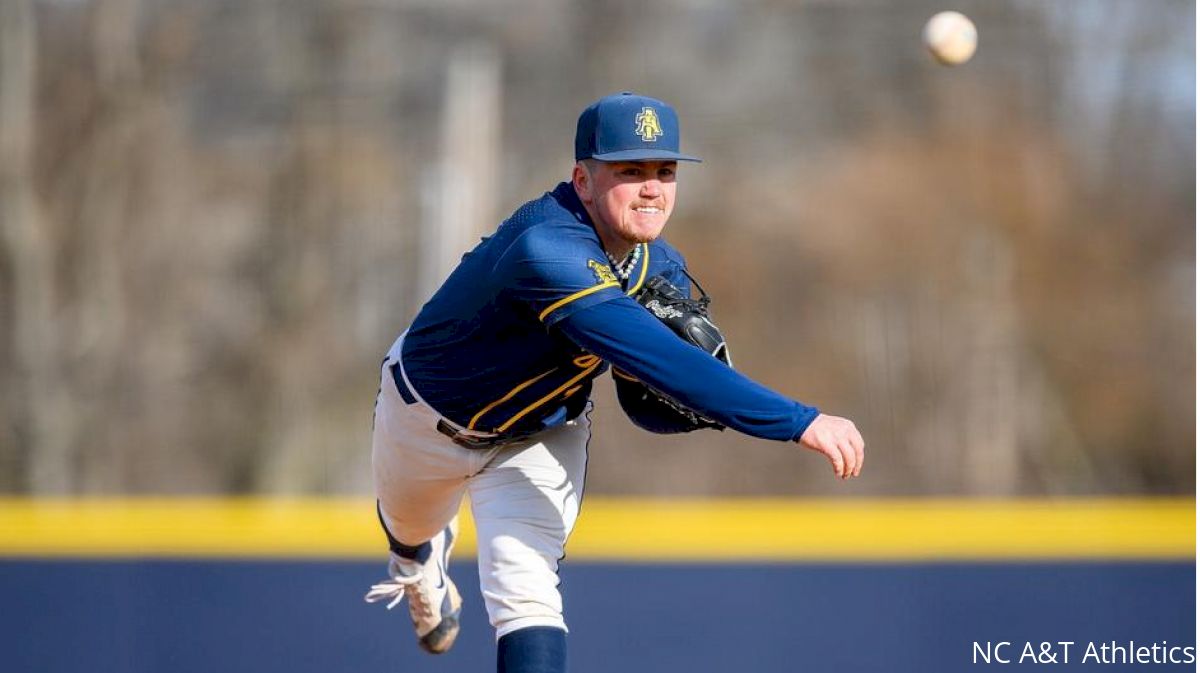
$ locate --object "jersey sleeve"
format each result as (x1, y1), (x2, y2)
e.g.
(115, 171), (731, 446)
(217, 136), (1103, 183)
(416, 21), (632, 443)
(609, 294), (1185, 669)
(501, 224), (628, 326)
(556, 297), (820, 441)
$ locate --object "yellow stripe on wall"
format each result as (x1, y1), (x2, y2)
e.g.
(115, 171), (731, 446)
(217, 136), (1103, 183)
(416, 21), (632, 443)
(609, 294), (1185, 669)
(569, 498), (1195, 561)
(0, 497), (1192, 561)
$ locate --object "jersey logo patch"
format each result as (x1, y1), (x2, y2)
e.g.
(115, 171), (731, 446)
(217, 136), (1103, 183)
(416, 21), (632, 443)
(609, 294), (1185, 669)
(634, 107), (664, 142)
(588, 259), (618, 285)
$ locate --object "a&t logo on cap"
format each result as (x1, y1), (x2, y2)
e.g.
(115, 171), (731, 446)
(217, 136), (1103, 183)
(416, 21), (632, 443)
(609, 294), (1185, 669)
(634, 107), (664, 142)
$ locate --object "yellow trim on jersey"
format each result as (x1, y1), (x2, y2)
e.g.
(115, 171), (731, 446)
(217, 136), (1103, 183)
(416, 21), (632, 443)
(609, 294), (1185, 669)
(612, 368), (639, 382)
(0, 498), (1190, 560)
(468, 367), (558, 430)
(538, 281), (620, 322)
(625, 243), (650, 295)
(495, 358), (604, 432)
(573, 354), (601, 368)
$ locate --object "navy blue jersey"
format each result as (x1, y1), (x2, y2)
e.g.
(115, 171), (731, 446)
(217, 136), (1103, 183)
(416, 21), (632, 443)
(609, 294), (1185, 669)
(401, 181), (818, 441)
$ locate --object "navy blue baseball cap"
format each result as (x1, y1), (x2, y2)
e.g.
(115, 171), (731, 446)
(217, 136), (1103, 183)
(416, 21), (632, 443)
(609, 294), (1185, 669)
(575, 92), (701, 163)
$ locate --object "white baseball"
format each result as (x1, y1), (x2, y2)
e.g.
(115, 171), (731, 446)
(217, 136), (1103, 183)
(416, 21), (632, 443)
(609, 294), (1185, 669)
(923, 11), (977, 66)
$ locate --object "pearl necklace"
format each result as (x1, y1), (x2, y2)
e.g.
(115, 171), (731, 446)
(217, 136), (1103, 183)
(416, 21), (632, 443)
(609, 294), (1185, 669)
(606, 245), (642, 281)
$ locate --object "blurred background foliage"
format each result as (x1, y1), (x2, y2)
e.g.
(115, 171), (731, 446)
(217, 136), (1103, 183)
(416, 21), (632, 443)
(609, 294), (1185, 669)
(0, 0), (1193, 496)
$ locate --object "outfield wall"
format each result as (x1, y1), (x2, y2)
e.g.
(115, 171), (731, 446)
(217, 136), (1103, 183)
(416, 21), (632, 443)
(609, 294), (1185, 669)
(0, 498), (1193, 672)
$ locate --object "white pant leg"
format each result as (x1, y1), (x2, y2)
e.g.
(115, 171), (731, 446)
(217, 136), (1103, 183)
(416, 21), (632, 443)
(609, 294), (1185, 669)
(467, 406), (591, 638)
(372, 343), (499, 545)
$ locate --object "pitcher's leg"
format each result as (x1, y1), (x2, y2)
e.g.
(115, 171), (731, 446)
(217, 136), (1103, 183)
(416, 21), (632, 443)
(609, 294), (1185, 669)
(467, 411), (590, 645)
(367, 357), (477, 653)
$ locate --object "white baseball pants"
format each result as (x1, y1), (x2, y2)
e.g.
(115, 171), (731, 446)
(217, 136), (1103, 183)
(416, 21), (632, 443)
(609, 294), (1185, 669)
(372, 334), (590, 638)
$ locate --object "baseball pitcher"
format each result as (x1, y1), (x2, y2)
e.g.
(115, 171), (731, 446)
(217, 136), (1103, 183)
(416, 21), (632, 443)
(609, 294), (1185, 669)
(365, 92), (865, 673)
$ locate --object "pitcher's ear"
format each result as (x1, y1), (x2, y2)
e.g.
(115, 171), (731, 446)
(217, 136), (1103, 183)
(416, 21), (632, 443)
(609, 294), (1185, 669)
(572, 162), (591, 200)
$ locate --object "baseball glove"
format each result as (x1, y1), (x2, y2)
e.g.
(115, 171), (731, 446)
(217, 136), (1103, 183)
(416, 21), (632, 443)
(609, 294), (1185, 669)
(614, 271), (731, 433)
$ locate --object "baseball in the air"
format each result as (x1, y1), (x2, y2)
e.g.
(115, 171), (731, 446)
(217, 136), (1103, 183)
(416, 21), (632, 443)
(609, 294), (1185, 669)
(923, 11), (977, 66)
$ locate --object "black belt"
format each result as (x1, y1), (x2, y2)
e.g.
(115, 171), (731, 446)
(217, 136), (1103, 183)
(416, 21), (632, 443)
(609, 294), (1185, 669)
(434, 419), (539, 450)
(390, 362), (529, 450)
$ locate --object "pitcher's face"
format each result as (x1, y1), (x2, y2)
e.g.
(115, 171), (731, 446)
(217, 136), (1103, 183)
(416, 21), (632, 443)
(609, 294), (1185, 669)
(574, 160), (677, 248)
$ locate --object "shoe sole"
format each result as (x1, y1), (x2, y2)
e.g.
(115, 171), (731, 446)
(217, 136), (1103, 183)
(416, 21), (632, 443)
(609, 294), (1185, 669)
(418, 606), (461, 654)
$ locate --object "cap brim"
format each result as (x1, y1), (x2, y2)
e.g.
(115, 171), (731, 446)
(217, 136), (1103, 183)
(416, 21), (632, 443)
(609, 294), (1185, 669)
(589, 149), (702, 163)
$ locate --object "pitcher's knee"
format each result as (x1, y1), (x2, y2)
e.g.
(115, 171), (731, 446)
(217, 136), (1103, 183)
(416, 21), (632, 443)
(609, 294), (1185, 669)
(483, 561), (567, 638)
(376, 499), (460, 549)
(480, 534), (568, 638)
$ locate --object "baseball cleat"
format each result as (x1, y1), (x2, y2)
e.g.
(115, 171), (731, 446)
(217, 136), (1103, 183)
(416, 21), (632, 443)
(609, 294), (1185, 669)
(365, 520), (462, 654)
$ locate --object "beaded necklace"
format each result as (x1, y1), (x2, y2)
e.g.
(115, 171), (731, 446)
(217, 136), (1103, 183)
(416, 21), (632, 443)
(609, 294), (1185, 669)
(606, 244), (642, 281)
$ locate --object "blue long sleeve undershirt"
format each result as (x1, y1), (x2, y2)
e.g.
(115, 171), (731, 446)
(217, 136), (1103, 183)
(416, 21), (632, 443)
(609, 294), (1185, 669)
(554, 297), (819, 442)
